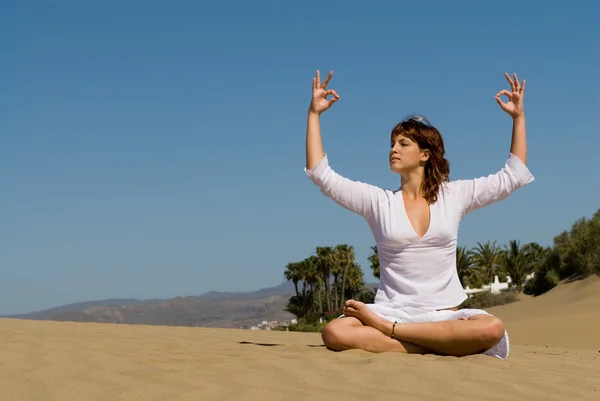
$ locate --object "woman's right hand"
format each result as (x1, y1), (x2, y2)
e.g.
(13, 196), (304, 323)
(309, 70), (340, 115)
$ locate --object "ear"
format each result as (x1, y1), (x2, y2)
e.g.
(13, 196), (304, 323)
(421, 149), (430, 163)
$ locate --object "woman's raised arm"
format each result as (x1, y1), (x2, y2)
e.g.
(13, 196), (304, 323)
(305, 70), (389, 220)
(458, 73), (534, 216)
(306, 70), (339, 170)
(496, 72), (527, 165)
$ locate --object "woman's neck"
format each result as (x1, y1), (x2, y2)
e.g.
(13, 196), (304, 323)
(400, 170), (425, 200)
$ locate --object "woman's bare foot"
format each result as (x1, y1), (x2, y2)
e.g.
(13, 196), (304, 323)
(342, 299), (388, 329)
(343, 299), (469, 328)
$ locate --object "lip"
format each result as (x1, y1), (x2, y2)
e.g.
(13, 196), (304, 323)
(390, 158), (401, 162)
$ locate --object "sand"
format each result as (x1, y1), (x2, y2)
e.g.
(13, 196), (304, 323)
(1, 277), (599, 401)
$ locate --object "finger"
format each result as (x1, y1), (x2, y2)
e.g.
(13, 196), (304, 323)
(520, 78), (526, 93)
(495, 95), (510, 112)
(345, 299), (356, 308)
(496, 89), (512, 99)
(321, 71), (333, 89)
(326, 89), (340, 99)
(513, 73), (520, 91)
(313, 77), (317, 90)
(495, 93), (506, 106)
(316, 70), (320, 88)
(504, 72), (515, 92)
(325, 89), (339, 106)
(324, 89), (338, 101)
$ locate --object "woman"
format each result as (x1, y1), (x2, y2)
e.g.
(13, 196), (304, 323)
(304, 70), (533, 359)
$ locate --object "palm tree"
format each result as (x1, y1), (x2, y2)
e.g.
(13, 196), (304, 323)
(456, 245), (486, 288)
(302, 255), (322, 314)
(471, 241), (500, 284)
(343, 262), (366, 302)
(522, 242), (549, 275)
(456, 245), (472, 287)
(316, 246), (335, 312)
(368, 245), (380, 279)
(283, 262), (302, 297)
(499, 240), (531, 293)
(334, 244), (355, 309)
(285, 295), (306, 318)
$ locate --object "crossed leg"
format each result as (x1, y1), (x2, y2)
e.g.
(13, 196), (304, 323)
(385, 313), (506, 357)
(321, 301), (506, 357)
(321, 316), (430, 354)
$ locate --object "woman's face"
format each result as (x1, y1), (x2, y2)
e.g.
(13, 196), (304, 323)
(389, 134), (429, 174)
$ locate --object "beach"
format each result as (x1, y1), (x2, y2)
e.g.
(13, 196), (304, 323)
(1, 276), (599, 401)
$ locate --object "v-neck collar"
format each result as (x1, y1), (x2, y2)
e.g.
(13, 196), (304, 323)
(398, 191), (432, 241)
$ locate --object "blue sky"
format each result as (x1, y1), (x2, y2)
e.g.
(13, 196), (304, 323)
(2, 1), (599, 315)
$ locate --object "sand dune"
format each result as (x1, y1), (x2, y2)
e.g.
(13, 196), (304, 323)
(489, 275), (600, 350)
(1, 277), (599, 401)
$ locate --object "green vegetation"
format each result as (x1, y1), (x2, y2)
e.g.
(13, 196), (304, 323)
(460, 290), (518, 309)
(283, 245), (375, 324)
(283, 208), (600, 332)
(524, 208), (600, 295)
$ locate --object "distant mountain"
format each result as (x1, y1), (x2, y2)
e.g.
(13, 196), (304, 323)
(7, 298), (153, 320)
(193, 281), (295, 301)
(4, 281), (298, 328)
(3, 280), (379, 329)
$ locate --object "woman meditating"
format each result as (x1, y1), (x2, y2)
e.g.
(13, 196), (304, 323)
(304, 70), (534, 359)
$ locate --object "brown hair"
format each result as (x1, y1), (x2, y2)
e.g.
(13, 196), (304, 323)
(391, 115), (450, 204)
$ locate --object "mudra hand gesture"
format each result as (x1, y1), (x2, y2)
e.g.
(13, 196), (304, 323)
(309, 70), (340, 115)
(496, 72), (525, 119)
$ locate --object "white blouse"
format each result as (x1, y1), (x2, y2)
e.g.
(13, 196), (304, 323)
(305, 153), (535, 310)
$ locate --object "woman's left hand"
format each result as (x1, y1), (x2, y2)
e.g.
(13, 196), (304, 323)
(495, 72), (525, 119)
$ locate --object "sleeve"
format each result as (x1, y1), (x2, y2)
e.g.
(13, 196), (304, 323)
(305, 154), (390, 220)
(458, 153), (535, 217)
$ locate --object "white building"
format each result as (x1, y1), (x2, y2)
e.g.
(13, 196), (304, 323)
(465, 274), (513, 295)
